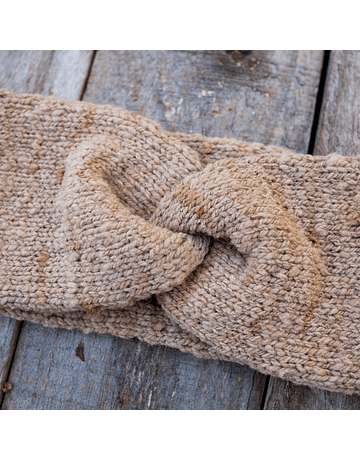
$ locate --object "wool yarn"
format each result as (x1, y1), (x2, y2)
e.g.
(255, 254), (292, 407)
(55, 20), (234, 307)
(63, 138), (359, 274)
(1, 88), (360, 394)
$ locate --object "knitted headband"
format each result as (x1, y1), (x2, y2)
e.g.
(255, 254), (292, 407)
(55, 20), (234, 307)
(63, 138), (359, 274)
(1, 88), (360, 395)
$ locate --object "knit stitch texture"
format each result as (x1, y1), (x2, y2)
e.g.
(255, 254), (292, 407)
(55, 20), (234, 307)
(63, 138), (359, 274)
(1, 88), (360, 394)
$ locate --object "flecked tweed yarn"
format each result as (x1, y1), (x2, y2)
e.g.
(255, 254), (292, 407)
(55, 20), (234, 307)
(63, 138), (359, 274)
(2, 89), (360, 395)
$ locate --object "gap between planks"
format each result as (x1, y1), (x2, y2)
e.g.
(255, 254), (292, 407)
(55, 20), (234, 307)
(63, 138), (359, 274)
(307, 51), (331, 155)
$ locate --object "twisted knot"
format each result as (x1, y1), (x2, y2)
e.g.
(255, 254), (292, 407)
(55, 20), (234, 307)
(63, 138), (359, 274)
(56, 134), (323, 367)
(5, 87), (360, 393)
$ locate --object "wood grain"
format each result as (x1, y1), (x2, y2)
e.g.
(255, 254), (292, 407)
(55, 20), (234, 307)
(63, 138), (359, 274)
(264, 377), (360, 410)
(0, 317), (21, 404)
(0, 50), (94, 407)
(315, 51), (360, 157)
(2, 50), (324, 410)
(2, 322), (266, 410)
(0, 50), (94, 99)
(264, 51), (360, 410)
(83, 50), (323, 153)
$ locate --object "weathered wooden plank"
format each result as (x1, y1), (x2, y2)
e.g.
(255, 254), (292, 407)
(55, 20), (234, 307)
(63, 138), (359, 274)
(3, 50), (324, 410)
(83, 50), (322, 153)
(315, 51), (360, 157)
(264, 51), (360, 410)
(2, 322), (265, 410)
(0, 50), (94, 407)
(0, 317), (21, 404)
(0, 50), (94, 99)
(264, 376), (360, 410)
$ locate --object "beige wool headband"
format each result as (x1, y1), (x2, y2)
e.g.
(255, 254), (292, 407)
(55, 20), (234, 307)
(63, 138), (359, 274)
(1, 88), (360, 394)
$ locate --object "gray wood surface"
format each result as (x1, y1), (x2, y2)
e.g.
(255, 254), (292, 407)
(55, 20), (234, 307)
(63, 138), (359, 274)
(0, 317), (21, 404)
(83, 50), (322, 153)
(264, 376), (360, 410)
(315, 50), (360, 157)
(264, 50), (360, 410)
(0, 50), (94, 98)
(0, 50), (94, 406)
(2, 322), (266, 410)
(1, 50), (324, 410)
